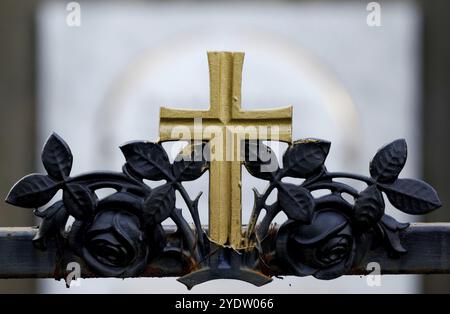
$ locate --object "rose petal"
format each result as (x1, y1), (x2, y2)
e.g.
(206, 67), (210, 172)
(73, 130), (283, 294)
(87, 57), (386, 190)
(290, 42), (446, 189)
(293, 210), (349, 245)
(314, 238), (356, 280)
(98, 192), (142, 213)
(112, 211), (143, 254)
(87, 211), (116, 233)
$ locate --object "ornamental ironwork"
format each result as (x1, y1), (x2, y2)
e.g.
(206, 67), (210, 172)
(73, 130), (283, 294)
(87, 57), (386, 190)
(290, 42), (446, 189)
(5, 52), (441, 288)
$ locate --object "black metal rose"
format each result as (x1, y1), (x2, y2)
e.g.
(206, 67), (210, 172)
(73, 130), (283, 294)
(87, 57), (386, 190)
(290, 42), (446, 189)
(277, 209), (356, 280)
(66, 192), (166, 277)
(81, 210), (148, 277)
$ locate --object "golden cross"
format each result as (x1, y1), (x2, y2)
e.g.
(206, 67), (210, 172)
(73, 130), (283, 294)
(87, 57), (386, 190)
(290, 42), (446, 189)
(159, 52), (292, 248)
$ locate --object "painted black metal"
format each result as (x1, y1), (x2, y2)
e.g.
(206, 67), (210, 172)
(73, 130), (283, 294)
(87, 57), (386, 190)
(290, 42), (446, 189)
(4, 134), (442, 287)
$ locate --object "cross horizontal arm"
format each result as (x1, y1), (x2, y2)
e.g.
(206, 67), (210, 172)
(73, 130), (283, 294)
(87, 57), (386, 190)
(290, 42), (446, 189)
(159, 119), (292, 142)
(160, 106), (293, 120)
(1, 223), (449, 279)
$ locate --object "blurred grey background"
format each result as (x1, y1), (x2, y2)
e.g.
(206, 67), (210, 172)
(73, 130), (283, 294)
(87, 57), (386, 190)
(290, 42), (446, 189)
(0, 0), (449, 293)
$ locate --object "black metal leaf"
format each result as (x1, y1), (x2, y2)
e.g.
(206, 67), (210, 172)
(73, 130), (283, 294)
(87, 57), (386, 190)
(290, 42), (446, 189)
(42, 133), (73, 180)
(173, 142), (208, 181)
(383, 227), (407, 254)
(370, 139), (407, 183)
(380, 214), (409, 231)
(353, 185), (385, 228)
(143, 184), (175, 225)
(5, 174), (60, 208)
(278, 183), (315, 222)
(378, 215), (409, 254)
(34, 200), (65, 219)
(63, 183), (97, 220)
(120, 141), (172, 181)
(379, 178), (441, 214)
(282, 139), (330, 177)
(32, 202), (69, 250)
(243, 141), (279, 180)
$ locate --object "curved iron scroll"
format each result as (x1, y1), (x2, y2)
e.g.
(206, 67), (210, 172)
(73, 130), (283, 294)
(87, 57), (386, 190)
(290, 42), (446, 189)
(5, 134), (442, 288)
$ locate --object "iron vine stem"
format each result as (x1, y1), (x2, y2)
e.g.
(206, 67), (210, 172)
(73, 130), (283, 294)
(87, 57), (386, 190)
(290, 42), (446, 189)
(68, 172), (150, 195)
(323, 172), (376, 185)
(175, 182), (205, 253)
